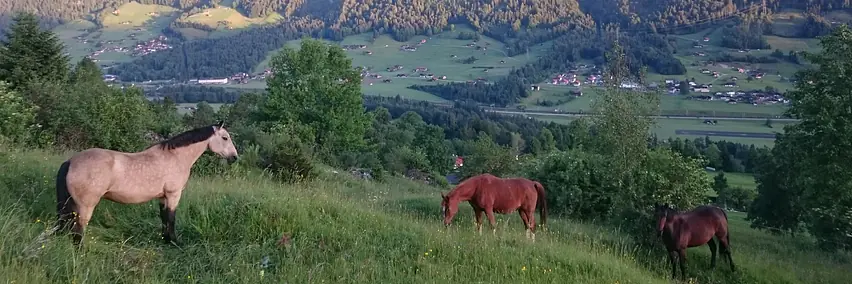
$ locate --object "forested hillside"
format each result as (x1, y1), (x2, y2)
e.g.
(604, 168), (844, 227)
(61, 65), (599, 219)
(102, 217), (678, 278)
(2, 0), (843, 81)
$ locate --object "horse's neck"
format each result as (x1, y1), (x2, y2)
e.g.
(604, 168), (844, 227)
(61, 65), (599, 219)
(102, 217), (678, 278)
(449, 183), (477, 202)
(147, 140), (210, 170)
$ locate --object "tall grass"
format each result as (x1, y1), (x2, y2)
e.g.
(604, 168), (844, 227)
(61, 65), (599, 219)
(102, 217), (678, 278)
(1, 148), (849, 283)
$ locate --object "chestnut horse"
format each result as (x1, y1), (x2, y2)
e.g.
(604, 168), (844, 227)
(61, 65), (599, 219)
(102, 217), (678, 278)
(655, 203), (736, 280)
(441, 173), (547, 240)
(53, 122), (239, 247)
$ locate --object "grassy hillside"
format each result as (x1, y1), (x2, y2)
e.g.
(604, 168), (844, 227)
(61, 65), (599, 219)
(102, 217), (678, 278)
(98, 2), (178, 28)
(2, 148), (851, 283)
(177, 6), (283, 30)
(518, 25), (815, 119)
(53, 2), (181, 67)
(247, 26), (550, 101)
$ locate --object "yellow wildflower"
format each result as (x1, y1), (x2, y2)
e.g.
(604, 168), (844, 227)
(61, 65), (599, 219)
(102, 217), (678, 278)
(522, 266), (527, 271)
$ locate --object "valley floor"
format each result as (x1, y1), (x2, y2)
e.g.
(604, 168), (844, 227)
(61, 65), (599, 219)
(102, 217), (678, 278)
(1, 148), (849, 283)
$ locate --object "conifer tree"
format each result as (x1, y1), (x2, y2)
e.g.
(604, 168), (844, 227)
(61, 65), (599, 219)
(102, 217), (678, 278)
(0, 12), (69, 90)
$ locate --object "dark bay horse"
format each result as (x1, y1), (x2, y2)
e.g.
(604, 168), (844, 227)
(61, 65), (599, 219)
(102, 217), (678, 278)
(655, 203), (736, 280)
(54, 122), (239, 246)
(441, 173), (547, 240)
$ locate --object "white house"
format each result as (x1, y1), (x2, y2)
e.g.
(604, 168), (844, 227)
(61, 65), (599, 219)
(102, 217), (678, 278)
(198, 78), (229, 85)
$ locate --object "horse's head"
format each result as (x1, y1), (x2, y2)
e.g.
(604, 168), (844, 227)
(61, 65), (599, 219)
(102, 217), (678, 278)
(654, 203), (673, 237)
(440, 192), (456, 227)
(208, 121), (239, 162)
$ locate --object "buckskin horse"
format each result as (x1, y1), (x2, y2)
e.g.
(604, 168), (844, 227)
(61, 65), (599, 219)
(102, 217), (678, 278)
(53, 122), (239, 247)
(655, 203), (736, 280)
(441, 173), (547, 240)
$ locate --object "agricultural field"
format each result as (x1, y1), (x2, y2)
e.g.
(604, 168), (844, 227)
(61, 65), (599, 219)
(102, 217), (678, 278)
(52, 2), (284, 66)
(2, 148), (850, 283)
(250, 26), (551, 101)
(645, 27), (805, 94)
(519, 24), (824, 118)
(530, 114), (788, 148)
(716, 172), (759, 191)
(177, 6), (282, 29)
(52, 2), (180, 67)
(521, 85), (788, 118)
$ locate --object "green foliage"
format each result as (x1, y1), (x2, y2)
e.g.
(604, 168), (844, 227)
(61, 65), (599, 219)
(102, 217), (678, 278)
(460, 132), (518, 179)
(714, 172), (756, 212)
(748, 132), (808, 235)
(721, 22), (772, 50)
(360, 108), (453, 179)
(0, 12), (69, 90)
(750, 25), (852, 249)
(148, 97), (183, 138)
(0, 81), (38, 144)
(713, 172), (729, 195)
(524, 149), (612, 218)
(719, 186), (756, 212)
(52, 58), (154, 151)
(254, 126), (318, 183)
(183, 101), (219, 128)
(590, 43), (660, 211)
(262, 38), (368, 161)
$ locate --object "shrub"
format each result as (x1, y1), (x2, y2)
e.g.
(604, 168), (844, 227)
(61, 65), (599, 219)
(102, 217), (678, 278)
(253, 127), (317, 183)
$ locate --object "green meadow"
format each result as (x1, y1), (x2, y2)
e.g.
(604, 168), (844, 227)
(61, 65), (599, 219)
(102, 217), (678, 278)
(247, 25), (551, 101)
(1, 147), (850, 283)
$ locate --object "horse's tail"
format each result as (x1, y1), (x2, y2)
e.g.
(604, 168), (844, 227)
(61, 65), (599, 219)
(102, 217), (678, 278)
(55, 160), (76, 235)
(534, 181), (547, 227)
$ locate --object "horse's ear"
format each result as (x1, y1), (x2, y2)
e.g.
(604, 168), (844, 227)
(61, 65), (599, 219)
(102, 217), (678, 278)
(440, 192), (446, 198)
(217, 120), (225, 128)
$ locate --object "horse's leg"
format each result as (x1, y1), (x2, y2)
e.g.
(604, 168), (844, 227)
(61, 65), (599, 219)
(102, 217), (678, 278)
(718, 231), (736, 272)
(518, 210), (530, 239)
(484, 209), (497, 235)
(160, 193), (182, 244)
(678, 249), (688, 280)
(708, 238), (718, 269)
(668, 250), (678, 279)
(525, 210), (536, 241)
(72, 204), (96, 247)
(474, 208), (484, 235)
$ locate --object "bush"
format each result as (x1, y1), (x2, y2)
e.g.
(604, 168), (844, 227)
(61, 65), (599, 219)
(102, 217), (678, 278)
(253, 127), (317, 183)
(717, 186), (756, 212)
(524, 150), (613, 219)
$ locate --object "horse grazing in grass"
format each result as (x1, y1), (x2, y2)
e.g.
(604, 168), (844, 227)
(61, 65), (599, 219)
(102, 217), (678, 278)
(441, 173), (547, 240)
(54, 122), (239, 247)
(655, 203), (736, 280)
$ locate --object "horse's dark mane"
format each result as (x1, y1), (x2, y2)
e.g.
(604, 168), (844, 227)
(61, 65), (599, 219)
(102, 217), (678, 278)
(158, 124), (217, 150)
